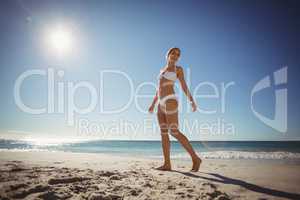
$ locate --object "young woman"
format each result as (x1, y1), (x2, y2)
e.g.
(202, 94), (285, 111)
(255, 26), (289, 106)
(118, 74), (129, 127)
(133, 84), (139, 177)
(148, 47), (202, 172)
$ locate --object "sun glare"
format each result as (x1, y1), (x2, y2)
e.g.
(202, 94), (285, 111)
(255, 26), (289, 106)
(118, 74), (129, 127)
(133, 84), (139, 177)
(47, 26), (73, 55)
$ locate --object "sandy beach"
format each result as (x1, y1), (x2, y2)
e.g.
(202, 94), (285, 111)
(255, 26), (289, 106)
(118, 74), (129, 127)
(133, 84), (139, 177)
(0, 151), (299, 200)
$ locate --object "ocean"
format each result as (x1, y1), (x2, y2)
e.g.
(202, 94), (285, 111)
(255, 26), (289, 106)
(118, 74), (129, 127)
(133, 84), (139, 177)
(1, 139), (300, 160)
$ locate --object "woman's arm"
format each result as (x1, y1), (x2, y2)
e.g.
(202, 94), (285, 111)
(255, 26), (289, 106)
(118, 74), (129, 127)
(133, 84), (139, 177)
(148, 90), (158, 113)
(177, 66), (197, 111)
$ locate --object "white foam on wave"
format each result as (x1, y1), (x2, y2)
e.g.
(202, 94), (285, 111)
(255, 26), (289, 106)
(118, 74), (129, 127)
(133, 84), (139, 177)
(0, 148), (57, 152)
(1, 138), (99, 146)
(1, 148), (300, 160)
(153, 151), (300, 160)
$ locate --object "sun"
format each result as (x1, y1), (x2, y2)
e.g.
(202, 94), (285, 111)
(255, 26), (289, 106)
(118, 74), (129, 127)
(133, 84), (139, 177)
(47, 26), (73, 55)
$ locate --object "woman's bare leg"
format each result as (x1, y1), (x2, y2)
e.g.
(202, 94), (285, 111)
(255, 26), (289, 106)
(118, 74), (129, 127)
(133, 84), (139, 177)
(171, 129), (201, 171)
(156, 104), (171, 170)
(165, 100), (201, 171)
(159, 132), (171, 170)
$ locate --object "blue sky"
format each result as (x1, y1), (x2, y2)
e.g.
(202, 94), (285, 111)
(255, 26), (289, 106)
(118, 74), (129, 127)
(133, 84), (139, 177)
(0, 0), (299, 141)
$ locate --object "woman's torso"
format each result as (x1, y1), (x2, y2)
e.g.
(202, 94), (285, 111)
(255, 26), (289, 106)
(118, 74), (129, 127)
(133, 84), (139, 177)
(158, 66), (178, 99)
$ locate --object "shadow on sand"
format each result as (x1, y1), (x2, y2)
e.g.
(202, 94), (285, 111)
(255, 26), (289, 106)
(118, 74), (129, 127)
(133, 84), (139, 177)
(171, 170), (300, 200)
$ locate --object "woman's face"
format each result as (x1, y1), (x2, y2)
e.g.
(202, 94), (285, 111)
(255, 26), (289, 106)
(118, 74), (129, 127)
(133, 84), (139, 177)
(168, 49), (180, 63)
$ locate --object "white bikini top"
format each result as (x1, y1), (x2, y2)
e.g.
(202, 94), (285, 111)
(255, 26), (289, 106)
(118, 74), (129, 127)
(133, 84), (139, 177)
(159, 66), (177, 81)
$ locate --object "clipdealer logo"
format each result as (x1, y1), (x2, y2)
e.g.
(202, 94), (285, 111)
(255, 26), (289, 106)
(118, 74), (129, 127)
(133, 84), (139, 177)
(250, 67), (288, 133)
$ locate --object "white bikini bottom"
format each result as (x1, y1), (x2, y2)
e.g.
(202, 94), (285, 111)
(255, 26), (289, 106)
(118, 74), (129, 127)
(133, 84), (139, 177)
(158, 94), (178, 114)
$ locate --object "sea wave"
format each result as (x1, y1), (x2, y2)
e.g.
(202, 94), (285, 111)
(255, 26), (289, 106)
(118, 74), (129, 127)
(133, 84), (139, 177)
(1, 148), (300, 160)
(153, 151), (300, 160)
(0, 148), (57, 152)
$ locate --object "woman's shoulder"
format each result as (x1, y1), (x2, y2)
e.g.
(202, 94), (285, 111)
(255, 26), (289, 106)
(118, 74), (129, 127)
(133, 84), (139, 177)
(176, 65), (183, 71)
(159, 65), (168, 73)
(176, 65), (184, 74)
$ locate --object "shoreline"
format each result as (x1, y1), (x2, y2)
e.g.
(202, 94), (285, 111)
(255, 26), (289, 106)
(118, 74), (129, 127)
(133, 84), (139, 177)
(1, 148), (300, 162)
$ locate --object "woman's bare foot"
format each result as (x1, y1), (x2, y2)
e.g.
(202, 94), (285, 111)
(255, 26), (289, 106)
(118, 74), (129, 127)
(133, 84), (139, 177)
(155, 164), (171, 171)
(191, 157), (201, 172)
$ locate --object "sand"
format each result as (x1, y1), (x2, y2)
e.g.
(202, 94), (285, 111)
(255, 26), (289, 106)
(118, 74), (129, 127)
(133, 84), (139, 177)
(0, 151), (300, 200)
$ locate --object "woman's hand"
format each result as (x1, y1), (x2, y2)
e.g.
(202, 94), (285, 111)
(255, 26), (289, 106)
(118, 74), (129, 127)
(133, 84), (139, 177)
(191, 101), (197, 112)
(148, 104), (155, 113)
